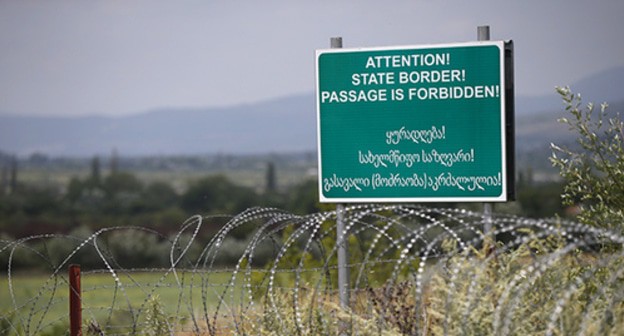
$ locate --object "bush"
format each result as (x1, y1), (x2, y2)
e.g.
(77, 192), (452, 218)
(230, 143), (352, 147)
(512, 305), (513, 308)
(231, 234), (624, 335)
(551, 87), (624, 231)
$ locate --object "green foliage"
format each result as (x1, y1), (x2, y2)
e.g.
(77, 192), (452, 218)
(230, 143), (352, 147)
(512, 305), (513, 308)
(0, 184), (61, 220)
(516, 181), (566, 218)
(143, 295), (170, 336)
(101, 172), (144, 214)
(0, 313), (18, 336)
(102, 229), (170, 268)
(239, 290), (393, 335)
(234, 235), (624, 335)
(90, 156), (101, 187)
(38, 321), (69, 336)
(551, 87), (624, 230)
(265, 161), (276, 194)
(368, 281), (418, 334)
(102, 172), (143, 197)
(180, 175), (257, 214)
(423, 236), (624, 335)
(285, 179), (321, 215)
(140, 181), (178, 211)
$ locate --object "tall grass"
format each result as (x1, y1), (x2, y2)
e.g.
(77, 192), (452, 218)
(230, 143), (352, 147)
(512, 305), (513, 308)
(230, 236), (624, 335)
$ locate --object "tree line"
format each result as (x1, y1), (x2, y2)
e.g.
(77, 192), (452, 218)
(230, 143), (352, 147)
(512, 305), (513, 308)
(0, 161), (570, 238)
(0, 153), (580, 272)
(0, 160), (319, 238)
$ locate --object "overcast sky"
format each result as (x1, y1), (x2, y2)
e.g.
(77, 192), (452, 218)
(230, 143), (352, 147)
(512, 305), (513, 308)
(1, 1), (623, 117)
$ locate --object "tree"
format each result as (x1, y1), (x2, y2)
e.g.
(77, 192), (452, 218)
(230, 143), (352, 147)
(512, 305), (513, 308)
(1, 164), (7, 195)
(110, 148), (119, 175)
(65, 177), (86, 208)
(516, 181), (565, 218)
(286, 179), (320, 214)
(140, 181), (178, 211)
(265, 161), (277, 194)
(9, 155), (17, 194)
(550, 87), (624, 230)
(101, 172), (144, 214)
(180, 175), (257, 215)
(90, 156), (101, 186)
(102, 172), (143, 197)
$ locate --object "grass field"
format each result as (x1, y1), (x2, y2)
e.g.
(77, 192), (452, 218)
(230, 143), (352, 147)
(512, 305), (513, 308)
(0, 270), (242, 334)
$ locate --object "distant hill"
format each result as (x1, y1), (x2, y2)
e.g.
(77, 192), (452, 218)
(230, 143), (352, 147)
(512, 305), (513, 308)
(0, 66), (623, 158)
(0, 94), (317, 157)
(516, 66), (624, 116)
(515, 98), (624, 179)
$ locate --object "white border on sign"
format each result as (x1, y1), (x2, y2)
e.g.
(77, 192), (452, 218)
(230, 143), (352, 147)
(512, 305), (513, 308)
(315, 41), (508, 203)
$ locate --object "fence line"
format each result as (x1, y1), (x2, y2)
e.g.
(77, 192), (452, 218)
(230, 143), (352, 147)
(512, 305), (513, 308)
(1, 205), (623, 335)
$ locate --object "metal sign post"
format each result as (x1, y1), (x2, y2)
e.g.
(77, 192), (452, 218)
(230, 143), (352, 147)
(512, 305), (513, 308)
(479, 26), (494, 237)
(331, 36), (350, 310)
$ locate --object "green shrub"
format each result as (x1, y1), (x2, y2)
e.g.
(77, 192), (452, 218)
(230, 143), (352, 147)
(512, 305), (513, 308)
(226, 233), (624, 335)
(551, 87), (624, 231)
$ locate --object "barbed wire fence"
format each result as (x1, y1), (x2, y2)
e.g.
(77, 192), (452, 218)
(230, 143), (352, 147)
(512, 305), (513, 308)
(2, 205), (624, 335)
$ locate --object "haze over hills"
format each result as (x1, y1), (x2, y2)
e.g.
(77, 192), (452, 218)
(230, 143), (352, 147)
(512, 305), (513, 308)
(516, 66), (624, 116)
(0, 66), (623, 158)
(0, 94), (317, 157)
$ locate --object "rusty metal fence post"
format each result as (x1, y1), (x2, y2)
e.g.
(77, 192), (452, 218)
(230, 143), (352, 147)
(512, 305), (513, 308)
(69, 264), (82, 336)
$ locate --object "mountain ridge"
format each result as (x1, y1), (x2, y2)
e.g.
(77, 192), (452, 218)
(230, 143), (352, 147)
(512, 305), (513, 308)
(1, 66), (623, 157)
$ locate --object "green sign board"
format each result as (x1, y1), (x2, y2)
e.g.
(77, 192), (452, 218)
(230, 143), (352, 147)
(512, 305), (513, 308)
(316, 41), (512, 203)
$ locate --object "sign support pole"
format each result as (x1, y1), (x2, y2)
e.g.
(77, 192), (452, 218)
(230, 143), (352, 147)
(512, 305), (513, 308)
(331, 36), (350, 310)
(478, 26), (494, 243)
